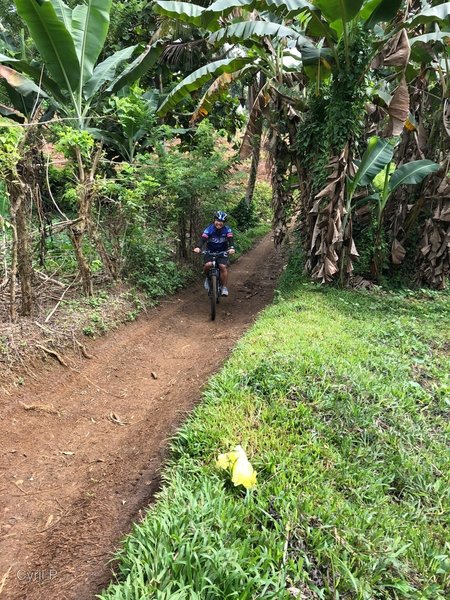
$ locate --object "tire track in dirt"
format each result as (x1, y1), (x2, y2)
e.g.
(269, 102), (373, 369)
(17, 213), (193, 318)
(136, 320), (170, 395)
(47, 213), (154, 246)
(0, 234), (285, 600)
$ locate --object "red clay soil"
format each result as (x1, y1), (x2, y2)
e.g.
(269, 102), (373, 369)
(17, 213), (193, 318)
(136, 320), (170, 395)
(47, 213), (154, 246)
(0, 235), (285, 600)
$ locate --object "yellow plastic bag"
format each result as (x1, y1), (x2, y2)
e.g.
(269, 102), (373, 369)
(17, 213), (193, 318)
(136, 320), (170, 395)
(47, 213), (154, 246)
(216, 445), (257, 490)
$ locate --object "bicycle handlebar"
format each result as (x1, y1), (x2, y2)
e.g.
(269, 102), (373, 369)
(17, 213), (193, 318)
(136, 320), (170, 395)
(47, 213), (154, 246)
(201, 250), (228, 256)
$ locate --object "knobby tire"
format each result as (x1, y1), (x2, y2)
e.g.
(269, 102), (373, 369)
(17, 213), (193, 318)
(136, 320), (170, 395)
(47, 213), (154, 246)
(210, 274), (217, 321)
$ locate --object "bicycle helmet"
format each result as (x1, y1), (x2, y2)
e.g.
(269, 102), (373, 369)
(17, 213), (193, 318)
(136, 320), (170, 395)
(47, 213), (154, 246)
(214, 210), (228, 222)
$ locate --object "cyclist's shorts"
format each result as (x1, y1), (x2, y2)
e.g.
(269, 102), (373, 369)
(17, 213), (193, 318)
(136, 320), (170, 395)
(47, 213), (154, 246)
(204, 253), (230, 266)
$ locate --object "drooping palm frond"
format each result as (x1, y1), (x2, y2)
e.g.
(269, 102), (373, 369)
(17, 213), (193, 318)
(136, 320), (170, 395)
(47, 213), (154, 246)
(162, 38), (206, 71)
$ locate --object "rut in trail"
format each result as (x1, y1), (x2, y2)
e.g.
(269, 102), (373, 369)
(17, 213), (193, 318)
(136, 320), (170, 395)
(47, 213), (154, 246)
(0, 234), (285, 600)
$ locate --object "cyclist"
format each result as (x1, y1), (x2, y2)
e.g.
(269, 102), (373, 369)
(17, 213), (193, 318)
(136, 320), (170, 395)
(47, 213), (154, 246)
(193, 211), (235, 296)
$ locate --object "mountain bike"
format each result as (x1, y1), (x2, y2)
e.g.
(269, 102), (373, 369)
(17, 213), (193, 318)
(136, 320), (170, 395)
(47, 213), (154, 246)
(203, 251), (228, 321)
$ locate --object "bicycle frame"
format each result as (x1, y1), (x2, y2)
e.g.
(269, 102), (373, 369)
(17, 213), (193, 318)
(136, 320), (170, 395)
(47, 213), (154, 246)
(202, 251), (228, 321)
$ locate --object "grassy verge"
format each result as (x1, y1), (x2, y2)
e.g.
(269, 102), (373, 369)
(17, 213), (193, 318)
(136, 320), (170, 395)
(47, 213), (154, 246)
(233, 222), (271, 256)
(99, 270), (449, 599)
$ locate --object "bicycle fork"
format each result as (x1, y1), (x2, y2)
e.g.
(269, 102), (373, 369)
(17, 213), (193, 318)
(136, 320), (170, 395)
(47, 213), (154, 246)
(208, 266), (221, 298)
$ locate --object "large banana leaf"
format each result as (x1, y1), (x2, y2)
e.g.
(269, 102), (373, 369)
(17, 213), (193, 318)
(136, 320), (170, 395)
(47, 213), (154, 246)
(142, 90), (161, 113)
(0, 64), (48, 97)
(301, 46), (333, 66)
(157, 56), (254, 116)
(2, 81), (36, 121)
(304, 8), (339, 41)
(83, 45), (136, 99)
(152, 2), (205, 28)
(0, 103), (26, 123)
(349, 136), (395, 196)
(314, 0), (365, 23)
(191, 67), (249, 123)
(202, 0), (313, 25)
(0, 53), (70, 103)
(407, 3), (450, 27)
(209, 21), (312, 47)
(388, 160), (440, 194)
(154, 0), (314, 31)
(410, 30), (450, 45)
(364, 0), (403, 28)
(71, 0), (111, 84)
(108, 43), (163, 94)
(14, 0), (80, 94)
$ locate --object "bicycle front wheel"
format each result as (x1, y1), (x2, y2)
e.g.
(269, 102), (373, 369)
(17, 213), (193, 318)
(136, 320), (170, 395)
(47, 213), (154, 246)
(210, 274), (217, 320)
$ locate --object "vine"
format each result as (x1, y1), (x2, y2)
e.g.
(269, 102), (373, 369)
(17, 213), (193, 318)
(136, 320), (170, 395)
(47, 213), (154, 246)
(295, 25), (373, 195)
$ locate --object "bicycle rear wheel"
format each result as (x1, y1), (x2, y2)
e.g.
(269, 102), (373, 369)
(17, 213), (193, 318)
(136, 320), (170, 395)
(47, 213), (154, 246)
(210, 274), (217, 320)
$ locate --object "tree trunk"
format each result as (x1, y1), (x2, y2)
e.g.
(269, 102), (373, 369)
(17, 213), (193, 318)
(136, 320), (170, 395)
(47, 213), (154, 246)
(7, 177), (33, 319)
(69, 226), (93, 296)
(67, 145), (103, 296)
(245, 128), (262, 205)
(90, 224), (118, 279)
(8, 184), (21, 321)
(0, 219), (8, 289)
(9, 219), (18, 323)
(178, 212), (187, 259)
(270, 96), (292, 246)
(15, 191), (33, 315)
(244, 74), (266, 206)
(69, 182), (93, 296)
(371, 219), (384, 281)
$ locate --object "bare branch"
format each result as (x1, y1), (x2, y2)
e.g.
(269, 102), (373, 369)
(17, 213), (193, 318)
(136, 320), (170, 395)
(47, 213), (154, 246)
(44, 277), (77, 323)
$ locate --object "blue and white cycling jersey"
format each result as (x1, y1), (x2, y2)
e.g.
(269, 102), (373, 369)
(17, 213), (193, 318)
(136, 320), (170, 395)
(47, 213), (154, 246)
(201, 224), (234, 253)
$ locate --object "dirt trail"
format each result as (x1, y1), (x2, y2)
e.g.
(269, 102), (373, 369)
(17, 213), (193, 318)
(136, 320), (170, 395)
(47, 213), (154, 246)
(0, 235), (285, 600)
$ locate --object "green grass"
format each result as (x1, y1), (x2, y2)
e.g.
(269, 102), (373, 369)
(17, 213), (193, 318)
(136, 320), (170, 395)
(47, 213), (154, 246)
(99, 271), (449, 599)
(233, 223), (272, 256)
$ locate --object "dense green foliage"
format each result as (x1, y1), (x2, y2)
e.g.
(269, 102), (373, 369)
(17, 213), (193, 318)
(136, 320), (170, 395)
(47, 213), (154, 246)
(231, 181), (272, 231)
(42, 119), (269, 300)
(296, 26), (372, 193)
(100, 260), (450, 599)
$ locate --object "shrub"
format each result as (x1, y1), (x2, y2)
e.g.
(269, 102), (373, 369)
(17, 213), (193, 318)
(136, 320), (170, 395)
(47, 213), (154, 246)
(123, 229), (187, 298)
(230, 198), (258, 231)
(231, 182), (273, 232)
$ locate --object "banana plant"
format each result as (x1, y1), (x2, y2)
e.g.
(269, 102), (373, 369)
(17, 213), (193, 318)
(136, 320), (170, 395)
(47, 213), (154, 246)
(365, 158), (440, 276)
(368, 159), (441, 224)
(311, 136), (406, 283)
(346, 137), (439, 226)
(0, 0), (162, 128)
(335, 137), (438, 280)
(343, 136), (439, 278)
